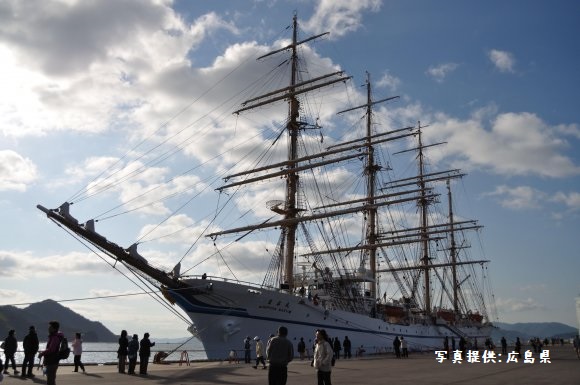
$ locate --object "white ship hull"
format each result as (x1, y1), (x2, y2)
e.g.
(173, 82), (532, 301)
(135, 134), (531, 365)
(170, 278), (492, 360)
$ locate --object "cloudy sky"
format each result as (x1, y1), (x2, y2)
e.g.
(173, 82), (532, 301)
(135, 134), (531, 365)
(1, 0), (579, 339)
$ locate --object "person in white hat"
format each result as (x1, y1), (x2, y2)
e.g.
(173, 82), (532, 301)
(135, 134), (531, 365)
(252, 336), (267, 369)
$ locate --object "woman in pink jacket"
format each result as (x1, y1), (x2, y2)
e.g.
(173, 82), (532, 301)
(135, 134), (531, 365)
(38, 321), (64, 385)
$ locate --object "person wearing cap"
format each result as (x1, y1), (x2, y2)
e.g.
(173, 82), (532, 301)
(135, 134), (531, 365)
(21, 326), (39, 378)
(252, 336), (267, 369)
(2, 329), (19, 375)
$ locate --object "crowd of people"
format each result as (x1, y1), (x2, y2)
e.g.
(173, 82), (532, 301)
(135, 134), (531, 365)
(4, 321), (578, 385)
(0, 321), (157, 384)
(236, 328), (359, 385)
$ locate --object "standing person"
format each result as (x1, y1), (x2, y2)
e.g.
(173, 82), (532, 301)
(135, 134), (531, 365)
(252, 336), (267, 369)
(459, 337), (467, 359)
(313, 329), (333, 385)
(38, 321), (63, 385)
(342, 336), (351, 359)
(2, 330), (19, 375)
(117, 330), (129, 374)
(400, 337), (408, 358)
(139, 332), (155, 375)
(244, 336), (252, 364)
(21, 326), (39, 378)
(127, 334), (139, 375)
(501, 336), (508, 355)
(515, 337), (521, 355)
(297, 337), (306, 360)
(266, 326), (294, 385)
(71, 333), (85, 373)
(332, 337), (341, 360)
(393, 336), (401, 358)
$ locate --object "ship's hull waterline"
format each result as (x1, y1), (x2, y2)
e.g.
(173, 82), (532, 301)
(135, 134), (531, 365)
(169, 278), (492, 360)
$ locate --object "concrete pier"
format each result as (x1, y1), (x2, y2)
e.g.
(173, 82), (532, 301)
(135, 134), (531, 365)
(1, 345), (577, 385)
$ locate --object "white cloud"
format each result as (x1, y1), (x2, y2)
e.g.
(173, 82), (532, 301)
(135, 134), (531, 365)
(555, 123), (580, 139)
(0, 1), (239, 138)
(551, 191), (580, 211)
(0, 150), (38, 191)
(484, 185), (545, 210)
(0, 249), (111, 279)
(425, 63), (459, 83)
(303, 0), (382, 37)
(376, 71), (401, 91)
(488, 49), (516, 73)
(424, 111), (580, 178)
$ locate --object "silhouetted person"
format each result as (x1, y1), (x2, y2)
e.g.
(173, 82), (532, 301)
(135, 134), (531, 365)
(3, 329), (19, 375)
(127, 334), (139, 375)
(117, 330), (129, 374)
(139, 332), (155, 375)
(515, 337), (521, 354)
(266, 326), (294, 385)
(342, 336), (351, 359)
(297, 337), (306, 360)
(244, 336), (252, 364)
(38, 321), (63, 385)
(71, 332), (85, 373)
(459, 337), (467, 359)
(393, 336), (401, 358)
(401, 337), (408, 358)
(21, 326), (39, 378)
(332, 337), (341, 360)
(501, 336), (507, 355)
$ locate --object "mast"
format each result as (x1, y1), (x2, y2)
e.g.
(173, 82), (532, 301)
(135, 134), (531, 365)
(447, 179), (459, 315)
(337, 73), (399, 302)
(364, 72), (378, 300)
(283, 14), (300, 289)
(366, 72), (380, 298)
(225, 14), (350, 290)
(417, 122), (431, 315)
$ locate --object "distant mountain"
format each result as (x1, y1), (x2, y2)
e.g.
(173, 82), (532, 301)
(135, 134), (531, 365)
(492, 321), (578, 343)
(0, 299), (117, 342)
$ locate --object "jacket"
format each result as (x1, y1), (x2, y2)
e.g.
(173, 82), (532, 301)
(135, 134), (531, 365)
(23, 332), (40, 354)
(71, 337), (83, 356)
(40, 331), (63, 365)
(313, 340), (333, 372)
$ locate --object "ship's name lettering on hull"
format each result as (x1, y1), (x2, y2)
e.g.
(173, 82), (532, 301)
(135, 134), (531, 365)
(258, 305), (291, 314)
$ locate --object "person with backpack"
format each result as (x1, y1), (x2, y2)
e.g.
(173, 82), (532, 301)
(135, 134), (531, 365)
(38, 321), (64, 385)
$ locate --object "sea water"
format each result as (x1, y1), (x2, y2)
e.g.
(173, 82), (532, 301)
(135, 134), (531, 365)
(8, 339), (208, 365)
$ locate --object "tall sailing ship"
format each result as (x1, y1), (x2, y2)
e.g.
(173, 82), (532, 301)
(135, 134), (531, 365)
(38, 15), (496, 359)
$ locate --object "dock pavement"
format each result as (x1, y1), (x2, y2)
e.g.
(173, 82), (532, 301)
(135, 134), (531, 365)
(1, 345), (578, 385)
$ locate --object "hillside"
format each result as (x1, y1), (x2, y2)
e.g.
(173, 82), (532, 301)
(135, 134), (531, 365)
(492, 321), (578, 343)
(0, 299), (117, 342)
